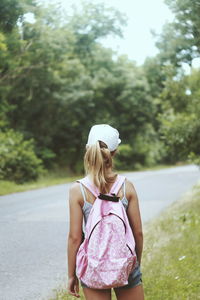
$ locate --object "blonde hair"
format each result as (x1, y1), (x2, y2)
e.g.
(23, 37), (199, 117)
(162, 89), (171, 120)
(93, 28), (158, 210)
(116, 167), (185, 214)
(84, 141), (116, 193)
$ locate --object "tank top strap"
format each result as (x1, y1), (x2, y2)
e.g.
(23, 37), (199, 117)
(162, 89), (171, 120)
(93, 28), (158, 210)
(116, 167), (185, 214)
(123, 179), (126, 198)
(77, 175), (126, 198)
(79, 182), (87, 203)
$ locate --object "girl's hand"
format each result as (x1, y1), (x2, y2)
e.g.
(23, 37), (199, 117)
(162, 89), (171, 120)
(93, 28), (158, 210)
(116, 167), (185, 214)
(68, 275), (80, 298)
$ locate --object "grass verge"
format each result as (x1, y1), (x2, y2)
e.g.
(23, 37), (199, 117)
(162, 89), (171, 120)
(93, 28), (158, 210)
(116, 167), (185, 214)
(142, 182), (200, 300)
(49, 182), (200, 300)
(0, 170), (80, 196)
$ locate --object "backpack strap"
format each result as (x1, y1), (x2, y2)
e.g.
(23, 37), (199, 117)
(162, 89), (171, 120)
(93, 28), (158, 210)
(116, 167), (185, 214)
(77, 176), (99, 198)
(77, 175), (126, 198)
(110, 175), (126, 195)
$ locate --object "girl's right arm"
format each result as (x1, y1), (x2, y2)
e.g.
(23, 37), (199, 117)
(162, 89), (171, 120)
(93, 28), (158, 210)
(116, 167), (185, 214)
(126, 180), (143, 265)
(67, 183), (83, 298)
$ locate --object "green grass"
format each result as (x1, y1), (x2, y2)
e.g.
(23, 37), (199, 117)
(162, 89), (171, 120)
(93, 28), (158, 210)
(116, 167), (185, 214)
(142, 183), (200, 300)
(0, 169), (80, 196)
(49, 183), (200, 300)
(0, 163), (187, 196)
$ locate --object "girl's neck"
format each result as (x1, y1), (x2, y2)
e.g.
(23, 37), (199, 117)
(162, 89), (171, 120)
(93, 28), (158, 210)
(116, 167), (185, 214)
(106, 168), (117, 179)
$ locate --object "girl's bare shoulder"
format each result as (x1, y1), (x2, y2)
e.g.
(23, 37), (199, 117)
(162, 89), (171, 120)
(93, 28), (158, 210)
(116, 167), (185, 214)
(69, 182), (83, 205)
(70, 182), (81, 193)
(125, 179), (138, 201)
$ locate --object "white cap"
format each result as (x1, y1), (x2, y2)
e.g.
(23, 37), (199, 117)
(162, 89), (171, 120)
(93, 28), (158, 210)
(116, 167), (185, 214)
(86, 124), (121, 151)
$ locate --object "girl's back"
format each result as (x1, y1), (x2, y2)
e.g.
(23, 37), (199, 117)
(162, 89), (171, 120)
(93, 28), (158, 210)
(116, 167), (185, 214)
(67, 124), (144, 300)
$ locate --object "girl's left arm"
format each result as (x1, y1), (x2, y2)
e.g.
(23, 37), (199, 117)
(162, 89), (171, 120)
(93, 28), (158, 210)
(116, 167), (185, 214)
(67, 183), (83, 297)
(126, 180), (143, 266)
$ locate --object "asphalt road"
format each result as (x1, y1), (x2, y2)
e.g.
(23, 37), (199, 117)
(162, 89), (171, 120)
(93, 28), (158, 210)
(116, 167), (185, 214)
(0, 165), (199, 300)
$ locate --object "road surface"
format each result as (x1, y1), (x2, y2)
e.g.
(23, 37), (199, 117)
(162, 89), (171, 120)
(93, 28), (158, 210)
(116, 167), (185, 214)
(0, 165), (199, 300)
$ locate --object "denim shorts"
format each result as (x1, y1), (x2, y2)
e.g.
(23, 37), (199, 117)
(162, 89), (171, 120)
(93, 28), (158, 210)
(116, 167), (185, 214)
(80, 262), (142, 290)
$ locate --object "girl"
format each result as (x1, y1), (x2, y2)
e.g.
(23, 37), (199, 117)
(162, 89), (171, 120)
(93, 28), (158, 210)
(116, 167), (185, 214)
(67, 124), (144, 300)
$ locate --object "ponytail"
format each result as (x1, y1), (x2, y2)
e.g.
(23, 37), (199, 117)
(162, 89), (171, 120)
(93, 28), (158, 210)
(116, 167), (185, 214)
(84, 141), (116, 193)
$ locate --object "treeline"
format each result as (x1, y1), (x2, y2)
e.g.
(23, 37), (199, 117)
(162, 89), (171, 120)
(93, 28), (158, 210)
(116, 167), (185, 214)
(0, 0), (200, 183)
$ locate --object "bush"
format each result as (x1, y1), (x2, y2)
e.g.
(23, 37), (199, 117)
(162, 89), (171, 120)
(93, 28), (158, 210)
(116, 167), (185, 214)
(0, 129), (45, 183)
(114, 144), (135, 170)
(159, 112), (200, 163)
(114, 127), (166, 171)
(131, 131), (167, 168)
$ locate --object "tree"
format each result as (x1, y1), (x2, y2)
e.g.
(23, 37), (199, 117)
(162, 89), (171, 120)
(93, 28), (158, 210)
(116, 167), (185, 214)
(0, 0), (36, 32)
(1, 1), (128, 172)
(156, 0), (200, 66)
(67, 2), (126, 61)
(158, 69), (200, 163)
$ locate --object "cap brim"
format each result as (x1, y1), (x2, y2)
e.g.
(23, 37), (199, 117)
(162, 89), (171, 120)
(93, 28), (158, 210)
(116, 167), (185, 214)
(118, 138), (121, 145)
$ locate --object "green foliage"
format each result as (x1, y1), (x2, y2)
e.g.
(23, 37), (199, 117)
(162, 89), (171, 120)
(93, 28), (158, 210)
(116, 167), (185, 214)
(1, 1), (159, 174)
(114, 144), (134, 170)
(68, 2), (126, 59)
(0, 129), (45, 183)
(132, 126), (166, 168)
(158, 69), (200, 163)
(0, 1), (130, 174)
(156, 0), (200, 66)
(151, 0), (200, 165)
(0, 0), (35, 32)
(159, 112), (199, 162)
(1, 0), (200, 183)
(114, 124), (166, 170)
(143, 56), (166, 99)
(35, 147), (56, 169)
(188, 152), (200, 167)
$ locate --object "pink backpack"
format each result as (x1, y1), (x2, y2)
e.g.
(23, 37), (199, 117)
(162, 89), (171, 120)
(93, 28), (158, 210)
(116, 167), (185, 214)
(76, 175), (137, 289)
